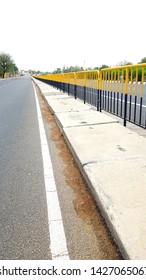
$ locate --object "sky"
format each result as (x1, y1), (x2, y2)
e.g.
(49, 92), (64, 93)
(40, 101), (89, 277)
(0, 0), (146, 72)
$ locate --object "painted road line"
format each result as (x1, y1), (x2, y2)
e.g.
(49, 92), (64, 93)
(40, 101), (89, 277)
(102, 94), (146, 108)
(33, 82), (69, 260)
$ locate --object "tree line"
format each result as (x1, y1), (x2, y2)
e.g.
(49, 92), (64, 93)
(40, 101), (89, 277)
(52, 57), (146, 74)
(52, 64), (109, 74)
(51, 58), (146, 81)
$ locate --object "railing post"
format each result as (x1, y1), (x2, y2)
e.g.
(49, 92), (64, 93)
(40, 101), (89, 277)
(123, 68), (128, 127)
(124, 94), (127, 126)
(97, 89), (99, 111)
(74, 85), (77, 99)
(99, 89), (102, 112)
(63, 83), (65, 92)
(84, 72), (86, 104)
(84, 86), (86, 104)
(61, 74), (64, 92)
(74, 73), (77, 99)
(97, 72), (102, 112)
(68, 83), (70, 95)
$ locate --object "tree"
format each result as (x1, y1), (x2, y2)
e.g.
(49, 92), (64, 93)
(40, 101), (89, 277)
(0, 52), (14, 78)
(53, 67), (62, 74)
(62, 65), (84, 73)
(138, 57), (146, 64)
(52, 65), (84, 74)
(118, 60), (133, 66)
(99, 64), (109, 70)
(8, 63), (18, 76)
(85, 67), (92, 70)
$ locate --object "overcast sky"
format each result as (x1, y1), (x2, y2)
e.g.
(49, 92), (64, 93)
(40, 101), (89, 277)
(0, 0), (146, 72)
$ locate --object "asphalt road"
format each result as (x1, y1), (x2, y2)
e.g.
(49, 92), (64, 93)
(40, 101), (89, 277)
(0, 76), (51, 259)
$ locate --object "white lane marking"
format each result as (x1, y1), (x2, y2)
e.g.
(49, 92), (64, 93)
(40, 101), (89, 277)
(103, 95), (146, 108)
(33, 82), (69, 260)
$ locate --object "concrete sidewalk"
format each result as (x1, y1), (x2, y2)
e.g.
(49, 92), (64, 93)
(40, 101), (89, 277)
(33, 78), (146, 260)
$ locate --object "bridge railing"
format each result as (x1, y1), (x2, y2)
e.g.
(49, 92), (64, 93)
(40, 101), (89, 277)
(34, 63), (146, 128)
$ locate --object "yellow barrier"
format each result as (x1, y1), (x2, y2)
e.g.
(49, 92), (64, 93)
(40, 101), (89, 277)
(100, 63), (146, 97)
(35, 70), (99, 88)
(34, 63), (146, 128)
(35, 64), (146, 97)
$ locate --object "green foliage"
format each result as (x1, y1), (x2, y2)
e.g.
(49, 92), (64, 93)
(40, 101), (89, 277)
(85, 67), (92, 70)
(132, 68), (146, 81)
(99, 64), (109, 70)
(63, 65), (84, 73)
(118, 60), (133, 66)
(52, 65), (84, 74)
(138, 57), (146, 64)
(8, 63), (18, 76)
(52, 68), (62, 74)
(0, 52), (18, 78)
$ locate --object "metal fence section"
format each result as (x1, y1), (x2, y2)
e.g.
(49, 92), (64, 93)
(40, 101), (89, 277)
(34, 63), (146, 128)
(100, 64), (146, 127)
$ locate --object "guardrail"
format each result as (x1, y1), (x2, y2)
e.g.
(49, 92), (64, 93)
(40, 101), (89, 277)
(34, 63), (146, 128)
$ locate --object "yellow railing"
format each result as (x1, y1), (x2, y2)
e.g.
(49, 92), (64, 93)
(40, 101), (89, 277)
(35, 70), (100, 89)
(34, 63), (146, 128)
(35, 63), (146, 97)
(100, 63), (146, 97)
